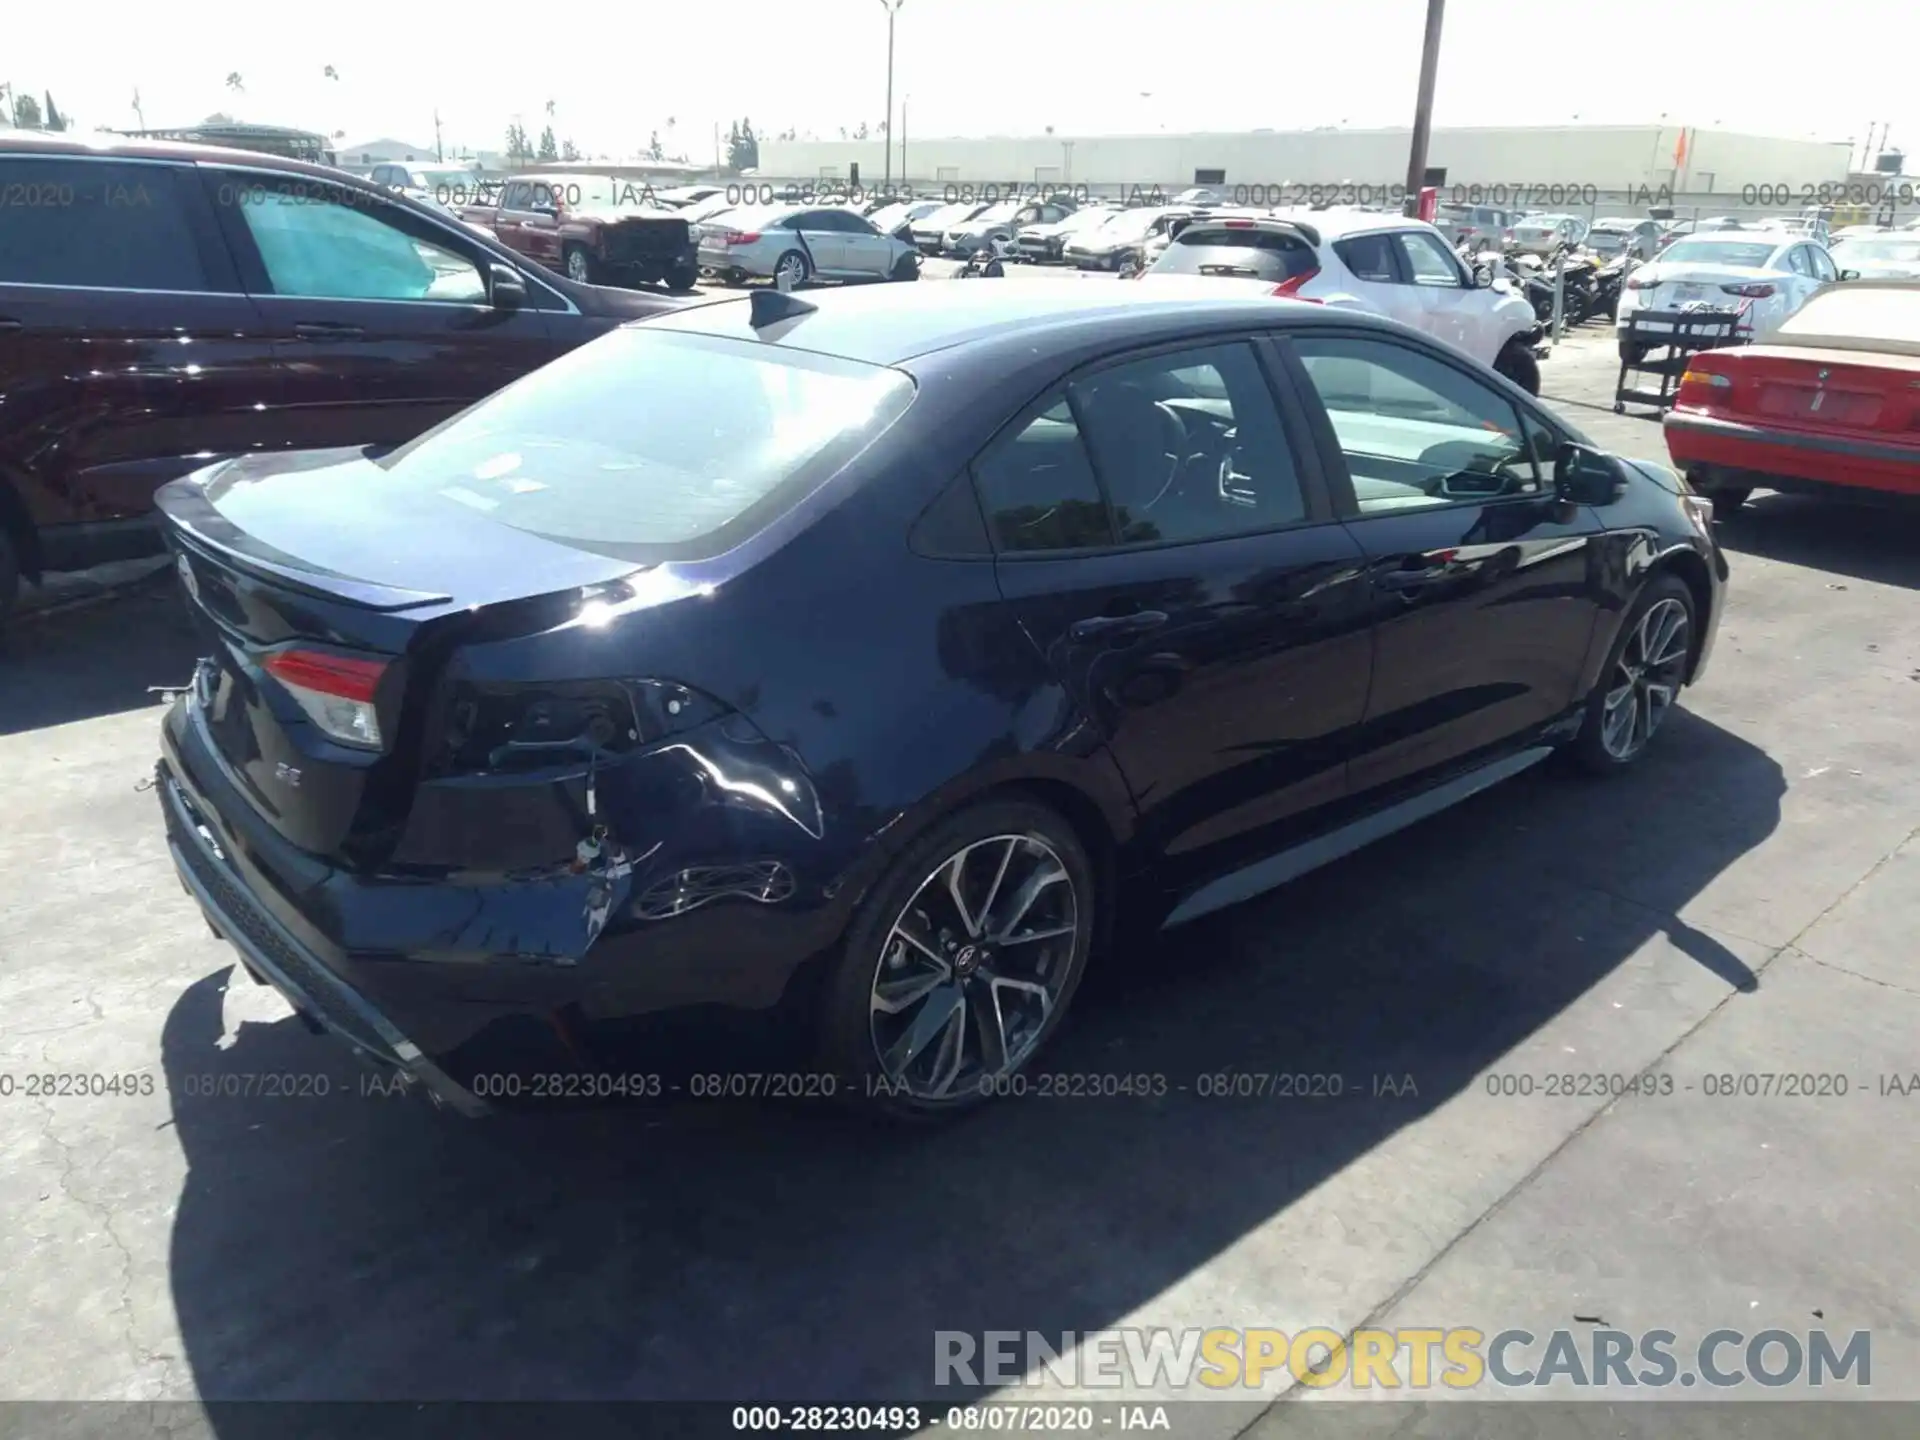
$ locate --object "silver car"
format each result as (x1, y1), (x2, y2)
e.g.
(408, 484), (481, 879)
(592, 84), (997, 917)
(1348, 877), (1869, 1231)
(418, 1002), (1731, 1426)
(697, 203), (920, 286)
(1510, 213), (1589, 256)
(1584, 218), (1661, 262)
(944, 198), (1078, 257)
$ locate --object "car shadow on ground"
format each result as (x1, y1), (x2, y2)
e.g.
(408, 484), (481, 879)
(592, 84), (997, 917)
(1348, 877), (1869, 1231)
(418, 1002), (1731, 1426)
(156, 706), (1784, 1414)
(0, 577), (201, 737)
(1716, 493), (1920, 591)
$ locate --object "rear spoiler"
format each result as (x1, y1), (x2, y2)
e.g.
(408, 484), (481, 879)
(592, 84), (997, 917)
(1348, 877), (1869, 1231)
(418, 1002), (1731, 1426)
(157, 478), (454, 613)
(1169, 215), (1321, 248)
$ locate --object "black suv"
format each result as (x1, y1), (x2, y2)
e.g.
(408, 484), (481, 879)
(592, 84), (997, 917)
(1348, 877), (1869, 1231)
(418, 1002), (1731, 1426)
(0, 133), (694, 619)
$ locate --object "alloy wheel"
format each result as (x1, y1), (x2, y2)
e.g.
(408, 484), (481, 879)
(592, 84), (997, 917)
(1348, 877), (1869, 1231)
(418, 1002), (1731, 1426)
(868, 833), (1080, 1101)
(566, 249), (591, 283)
(1600, 597), (1691, 761)
(776, 253), (807, 287)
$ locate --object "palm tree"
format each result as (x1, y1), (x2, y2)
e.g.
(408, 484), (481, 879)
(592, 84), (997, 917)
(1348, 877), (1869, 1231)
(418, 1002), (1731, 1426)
(323, 65), (339, 80)
(225, 72), (245, 94)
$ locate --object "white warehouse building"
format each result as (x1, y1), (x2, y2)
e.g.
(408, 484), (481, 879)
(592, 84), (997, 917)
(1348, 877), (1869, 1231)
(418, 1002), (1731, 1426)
(757, 124), (1858, 212)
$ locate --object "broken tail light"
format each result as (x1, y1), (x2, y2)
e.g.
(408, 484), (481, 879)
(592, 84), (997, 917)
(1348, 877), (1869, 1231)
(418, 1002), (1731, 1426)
(1720, 282), (1776, 297)
(264, 649), (389, 750)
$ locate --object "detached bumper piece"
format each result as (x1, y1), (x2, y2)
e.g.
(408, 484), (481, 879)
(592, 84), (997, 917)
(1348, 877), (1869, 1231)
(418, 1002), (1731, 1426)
(157, 764), (489, 1117)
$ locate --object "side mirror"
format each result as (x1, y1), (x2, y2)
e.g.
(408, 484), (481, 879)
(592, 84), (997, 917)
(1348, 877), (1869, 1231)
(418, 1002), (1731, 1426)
(1840, 268), (1861, 281)
(1474, 264), (1494, 288)
(489, 263), (527, 310)
(1554, 443), (1626, 506)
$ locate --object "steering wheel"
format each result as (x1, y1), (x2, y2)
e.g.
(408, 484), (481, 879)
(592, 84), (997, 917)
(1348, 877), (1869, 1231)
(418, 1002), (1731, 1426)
(1128, 400), (1191, 514)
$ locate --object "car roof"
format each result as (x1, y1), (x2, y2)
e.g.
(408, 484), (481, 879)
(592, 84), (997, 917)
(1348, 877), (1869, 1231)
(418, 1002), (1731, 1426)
(1262, 207), (1438, 242)
(0, 127), (357, 181)
(641, 277), (1386, 367)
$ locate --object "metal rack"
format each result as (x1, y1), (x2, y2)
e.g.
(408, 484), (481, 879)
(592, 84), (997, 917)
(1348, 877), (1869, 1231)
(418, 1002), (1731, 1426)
(1613, 309), (1746, 414)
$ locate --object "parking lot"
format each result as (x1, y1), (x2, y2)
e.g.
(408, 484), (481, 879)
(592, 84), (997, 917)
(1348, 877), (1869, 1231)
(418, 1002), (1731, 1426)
(3, 317), (1918, 1430)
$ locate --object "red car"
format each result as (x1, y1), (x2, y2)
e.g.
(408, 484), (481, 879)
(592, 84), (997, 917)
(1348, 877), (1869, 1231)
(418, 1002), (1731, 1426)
(1664, 280), (1920, 515)
(457, 173), (700, 292)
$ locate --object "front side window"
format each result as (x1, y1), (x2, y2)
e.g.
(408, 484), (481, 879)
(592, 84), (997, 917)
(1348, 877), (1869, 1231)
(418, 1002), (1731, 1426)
(372, 329), (916, 563)
(0, 159), (211, 292)
(225, 178), (487, 303)
(1292, 335), (1542, 514)
(1394, 230), (1463, 287)
(1069, 343), (1307, 545)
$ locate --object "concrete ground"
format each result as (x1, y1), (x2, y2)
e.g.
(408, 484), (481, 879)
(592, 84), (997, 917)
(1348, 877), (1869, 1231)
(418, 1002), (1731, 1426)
(2, 318), (1918, 1436)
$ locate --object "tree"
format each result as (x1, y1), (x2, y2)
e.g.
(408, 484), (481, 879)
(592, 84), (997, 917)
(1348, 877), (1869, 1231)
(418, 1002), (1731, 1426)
(12, 93), (42, 129)
(726, 118), (760, 170)
(646, 131), (663, 161)
(323, 65), (339, 80)
(44, 93), (65, 131)
(561, 138), (580, 161)
(537, 126), (558, 162)
(505, 123), (529, 163)
(854, 121), (869, 140)
(225, 72), (244, 94)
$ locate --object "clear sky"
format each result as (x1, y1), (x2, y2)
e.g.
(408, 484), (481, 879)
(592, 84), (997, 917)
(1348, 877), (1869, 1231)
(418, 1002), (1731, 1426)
(7, 0), (1911, 165)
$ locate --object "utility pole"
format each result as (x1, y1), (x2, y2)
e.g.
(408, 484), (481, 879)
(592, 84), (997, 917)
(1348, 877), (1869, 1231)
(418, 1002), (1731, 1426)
(1403, 0), (1447, 215)
(433, 109), (443, 162)
(880, 0), (904, 189)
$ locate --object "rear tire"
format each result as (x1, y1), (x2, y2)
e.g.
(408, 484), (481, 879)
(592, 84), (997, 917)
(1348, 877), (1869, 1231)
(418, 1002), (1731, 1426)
(815, 797), (1096, 1121)
(1494, 340), (1541, 396)
(1707, 486), (1752, 517)
(773, 249), (810, 289)
(563, 244), (601, 285)
(1618, 338), (1648, 365)
(1568, 574), (1696, 776)
(890, 254), (919, 282)
(664, 260), (699, 293)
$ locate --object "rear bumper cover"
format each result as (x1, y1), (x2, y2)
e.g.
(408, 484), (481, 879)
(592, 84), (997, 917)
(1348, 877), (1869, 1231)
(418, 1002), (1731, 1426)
(158, 757), (489, 1116)
(1665, 412), (1920, 497)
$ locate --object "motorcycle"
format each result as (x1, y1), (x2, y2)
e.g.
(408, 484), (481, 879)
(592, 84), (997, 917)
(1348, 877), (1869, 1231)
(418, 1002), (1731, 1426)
(957, 234), (1017, 278)
(1592, 253), (1636, 320)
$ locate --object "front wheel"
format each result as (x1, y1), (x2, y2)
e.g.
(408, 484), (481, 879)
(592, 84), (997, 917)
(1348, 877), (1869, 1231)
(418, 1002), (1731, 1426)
(890, 253), (919, 282)
(1494, 339), (1541, 396)
(1568, 574), (1696, 775)
(816, 798), (1096, 1120)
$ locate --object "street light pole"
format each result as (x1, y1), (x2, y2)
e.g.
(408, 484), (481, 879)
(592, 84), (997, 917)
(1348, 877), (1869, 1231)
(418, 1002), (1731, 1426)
(1403, 0), (1447, 215)
(881, 0), (904, 190)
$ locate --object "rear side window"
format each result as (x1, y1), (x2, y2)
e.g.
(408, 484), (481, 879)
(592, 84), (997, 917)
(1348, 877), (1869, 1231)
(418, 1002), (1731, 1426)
(1334, 233), (1397, 282)
(374, 329), (915, 563)
(221, 177), (487, 303)
(0, 159), (212, 291)
(972, 395), (1114, 553)
(1150, 228), (1318, 283)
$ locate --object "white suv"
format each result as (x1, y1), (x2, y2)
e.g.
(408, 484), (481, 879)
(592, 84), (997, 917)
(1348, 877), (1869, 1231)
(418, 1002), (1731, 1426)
(1135, 210), (1547, 391)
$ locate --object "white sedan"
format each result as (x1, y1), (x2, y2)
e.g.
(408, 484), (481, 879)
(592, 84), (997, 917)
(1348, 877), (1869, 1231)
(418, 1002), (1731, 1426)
(1615, 232), (1840, 358)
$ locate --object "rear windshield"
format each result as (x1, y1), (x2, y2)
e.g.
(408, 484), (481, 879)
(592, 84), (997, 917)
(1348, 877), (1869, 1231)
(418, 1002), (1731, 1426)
(373, 329), (915, 563)
(1151, 228), (1318, 282)
(1660, 238), (1777, 268)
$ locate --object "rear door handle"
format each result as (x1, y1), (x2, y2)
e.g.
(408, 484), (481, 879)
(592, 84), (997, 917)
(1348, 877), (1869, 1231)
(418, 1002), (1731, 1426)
(1069, 610), (1168, 641)
(293, 322), (366, 342)
(0, 318), (22, 333)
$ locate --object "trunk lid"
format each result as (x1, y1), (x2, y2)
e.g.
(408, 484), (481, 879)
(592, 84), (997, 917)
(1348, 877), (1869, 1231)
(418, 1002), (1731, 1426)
(1685, 345), (1920, 440)
(158, 451), (643, 863)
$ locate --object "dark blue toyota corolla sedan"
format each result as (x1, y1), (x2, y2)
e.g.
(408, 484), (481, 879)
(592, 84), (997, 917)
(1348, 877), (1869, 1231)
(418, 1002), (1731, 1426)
(153, 279), (1727, 1119)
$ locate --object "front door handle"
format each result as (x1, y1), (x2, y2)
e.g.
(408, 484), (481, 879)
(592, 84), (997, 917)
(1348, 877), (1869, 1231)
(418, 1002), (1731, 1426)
(0, 317), (22, 334)
(293, 322), (366, 342)
(1374, 565), (1452, 592)
(1070, 610), (1168, 641)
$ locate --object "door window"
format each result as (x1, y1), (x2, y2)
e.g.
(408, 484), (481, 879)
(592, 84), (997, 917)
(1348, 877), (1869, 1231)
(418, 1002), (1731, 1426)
(1292, 335), (1542, 513)
(1334, 233), (1397, 282)
(971, 394), (1115, 553)
(0, 160), (212, 291)
(1394, 230), (1464, 286)
(226, 178), (487, 302)
(499, 181), (532, 210)
(1809, 247), (1839, 282)
(1786, 247), (1814, 276)
(1069, 343), (1307, 545)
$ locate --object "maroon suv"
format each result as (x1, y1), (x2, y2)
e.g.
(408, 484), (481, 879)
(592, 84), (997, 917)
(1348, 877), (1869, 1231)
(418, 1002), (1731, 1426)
(0, 133), (694, 618)
(456, 173), (701, 292)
